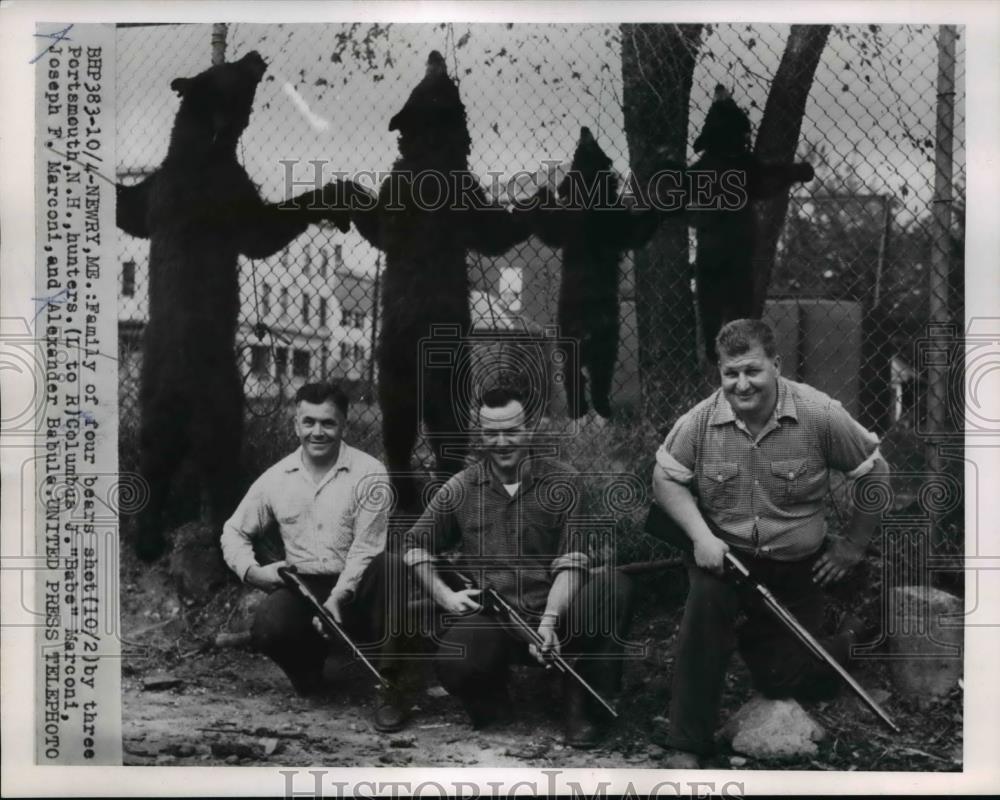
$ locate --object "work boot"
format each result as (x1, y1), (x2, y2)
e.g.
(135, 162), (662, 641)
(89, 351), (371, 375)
(563, 683), (602, 749)
(372, 685), (409, 733)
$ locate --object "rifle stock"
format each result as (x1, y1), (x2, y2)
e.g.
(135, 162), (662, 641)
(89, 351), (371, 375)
(643, 503), (900, 733)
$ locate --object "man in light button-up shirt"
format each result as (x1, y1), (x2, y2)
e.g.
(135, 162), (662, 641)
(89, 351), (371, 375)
(221, 383), (405, 730)
(650, 319), (889, 767)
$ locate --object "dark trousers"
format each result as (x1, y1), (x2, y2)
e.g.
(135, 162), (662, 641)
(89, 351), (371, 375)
(433, 570), (634, 710)
(668, 551), (851, 755)
(250, 551), (395, 693)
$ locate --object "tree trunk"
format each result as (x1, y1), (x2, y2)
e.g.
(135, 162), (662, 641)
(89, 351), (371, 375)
(621, 23), (704, 432)
(751, 24), (831, 315)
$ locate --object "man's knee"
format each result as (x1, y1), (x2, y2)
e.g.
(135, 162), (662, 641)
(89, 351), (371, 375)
(251, 589), (308, 654)
(433, 620), (508, 695)
(585, 568), (633, 603)
(433, 648), (475, 694)
(745, 643), (839, 702)
(362, 550), (411, 612)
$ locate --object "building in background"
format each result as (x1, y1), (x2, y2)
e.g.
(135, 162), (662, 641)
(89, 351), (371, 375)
(117, 172), (377, 409)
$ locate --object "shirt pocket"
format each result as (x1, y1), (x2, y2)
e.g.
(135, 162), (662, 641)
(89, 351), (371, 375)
(700, 461), (740, 510)
(274, 508), (304, 538)
(769, 458), (811, 503)
(520, 513), (566, 559)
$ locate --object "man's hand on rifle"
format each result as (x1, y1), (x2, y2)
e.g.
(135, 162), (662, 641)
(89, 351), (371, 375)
(311, 586), (354, 637)
(246, 560), (288, 592)
(438, 587), (483, 615)
(529, 614), (561, 666)
(693, 533), (729, 575)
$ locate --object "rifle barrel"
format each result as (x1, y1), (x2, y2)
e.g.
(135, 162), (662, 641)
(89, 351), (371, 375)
(646, 505), (900, 734)
(725, 552), (900, 734)
(483, 587), (619, 719)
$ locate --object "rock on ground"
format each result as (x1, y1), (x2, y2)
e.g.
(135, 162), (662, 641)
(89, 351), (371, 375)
(888, 585), (962, 707)
(720, 696), (826, 759)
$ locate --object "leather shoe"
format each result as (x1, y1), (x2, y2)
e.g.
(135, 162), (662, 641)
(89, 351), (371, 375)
(372, 687), (409, 733)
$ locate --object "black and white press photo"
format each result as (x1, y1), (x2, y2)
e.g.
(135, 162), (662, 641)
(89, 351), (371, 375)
(2, 3), (998, 797)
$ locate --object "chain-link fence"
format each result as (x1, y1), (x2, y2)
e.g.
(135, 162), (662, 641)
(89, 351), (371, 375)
(116, 22), (965, 559)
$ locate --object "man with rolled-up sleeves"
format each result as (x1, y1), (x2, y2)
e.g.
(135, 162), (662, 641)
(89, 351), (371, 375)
(651, 319), (889, 768)
(221, 382), (407, 731)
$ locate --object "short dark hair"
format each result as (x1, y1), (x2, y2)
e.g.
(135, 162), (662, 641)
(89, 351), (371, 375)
(294, 382), (349, 416)
(715, 318), (777, 360)
(480, 384), (528, 411)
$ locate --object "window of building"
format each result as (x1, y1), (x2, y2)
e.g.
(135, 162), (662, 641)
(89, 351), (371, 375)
(353, 343), (364, 363)
(303, 244), (311, 277)
(302, 294), (310, 325)
(319, 249), (329, 278)
(334, 244), (343, 269)
(340, 342), (350, 361)
(261, 283), (271, 316)
(250, 345), (270, 376)
(318, 297), (327, 327)
(280, 287), (289, 314)
(354, 311), (365, 329)
(275, 347), (288, 377)
(341, 307), (351, 326)
(292, 349), (310, 378)
(122, 260), (136, 297)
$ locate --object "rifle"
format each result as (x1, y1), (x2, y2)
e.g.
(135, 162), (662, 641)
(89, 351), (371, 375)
(644, 503), (900, 734)
(454, 572), (619, 719)
(277, 565), (391, 689)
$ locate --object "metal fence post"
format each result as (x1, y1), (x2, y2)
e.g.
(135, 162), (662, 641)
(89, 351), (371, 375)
(211, 23), (227, 65)
(927, 24), (957, 473)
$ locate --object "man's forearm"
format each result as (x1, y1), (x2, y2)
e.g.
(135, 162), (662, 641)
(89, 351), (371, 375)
(843, 459), (890, 549)
(412, 560), (453, 606)
(542, 569), (583, 621)
(652, 465), (717, 544)
(220, 523), (259, 582)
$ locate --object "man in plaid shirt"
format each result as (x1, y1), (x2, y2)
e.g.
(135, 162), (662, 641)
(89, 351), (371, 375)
(651, 319), (889, 767)
(402, 385), (633, 747)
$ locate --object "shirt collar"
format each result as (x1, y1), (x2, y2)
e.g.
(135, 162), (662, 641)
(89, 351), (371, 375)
(473, 453), (552, 490)
(282, 442), (354, 474)
(709, 377), (798, 427)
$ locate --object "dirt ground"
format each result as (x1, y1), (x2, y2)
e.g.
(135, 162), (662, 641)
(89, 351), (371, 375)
(121, 549), (963, 771)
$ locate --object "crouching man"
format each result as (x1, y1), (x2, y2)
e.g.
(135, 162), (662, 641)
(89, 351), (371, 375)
(220, 382), (408, 731)
(652, 319), (889, 767)
(401, 385), (634, 747)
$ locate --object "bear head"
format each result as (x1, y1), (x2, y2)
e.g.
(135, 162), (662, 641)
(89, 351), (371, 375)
(693, 84), (752, 156)
(389, 50), (471, 167)
(167, 50), (268, 156)
(557, 126), (618, 208)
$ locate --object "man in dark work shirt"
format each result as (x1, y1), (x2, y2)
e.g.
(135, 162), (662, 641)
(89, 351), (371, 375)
(401, 385), (633, 747)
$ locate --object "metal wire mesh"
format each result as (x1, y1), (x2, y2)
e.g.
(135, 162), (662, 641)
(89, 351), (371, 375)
(115, 23), (965, 544)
